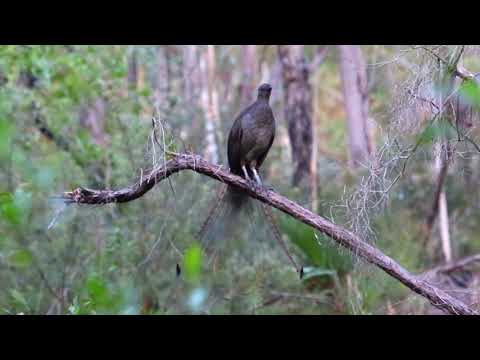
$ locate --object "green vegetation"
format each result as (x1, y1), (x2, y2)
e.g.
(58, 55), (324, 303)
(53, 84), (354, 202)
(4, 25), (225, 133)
(1, 45), (479, 315)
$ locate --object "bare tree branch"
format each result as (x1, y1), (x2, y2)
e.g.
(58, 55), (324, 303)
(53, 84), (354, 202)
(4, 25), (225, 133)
(425, 254), (480, 275)
(61, 153), (478, 315)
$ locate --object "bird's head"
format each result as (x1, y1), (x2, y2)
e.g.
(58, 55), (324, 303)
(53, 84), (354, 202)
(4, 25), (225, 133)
(257, 83), (272, 101)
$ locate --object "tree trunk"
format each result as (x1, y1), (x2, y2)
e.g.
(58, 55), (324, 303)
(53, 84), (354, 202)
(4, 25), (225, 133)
(127, 49), (138, 92)
(434, 143), (452, 262)
(199, 45), (220, 164)
(183, 45), (199, 104)
(240, 45), (257, 106)
(338, 45), (372, 168)
(278, 45), (314, 191)
(427, 62), (457, 262)
(155, 46), (170, 110)
(79, 98), (107, 146)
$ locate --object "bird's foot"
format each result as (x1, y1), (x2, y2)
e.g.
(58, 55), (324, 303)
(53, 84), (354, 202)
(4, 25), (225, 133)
(247, 179), (262, 192)
(263, 183), (275, 192)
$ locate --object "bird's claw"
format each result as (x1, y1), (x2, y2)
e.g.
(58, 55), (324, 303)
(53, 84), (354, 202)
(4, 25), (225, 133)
(265, 184), (275, 192)
(247, 179), (262, 192)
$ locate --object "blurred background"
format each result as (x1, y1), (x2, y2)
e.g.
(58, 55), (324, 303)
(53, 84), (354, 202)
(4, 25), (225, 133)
(1, 45), (480, 315)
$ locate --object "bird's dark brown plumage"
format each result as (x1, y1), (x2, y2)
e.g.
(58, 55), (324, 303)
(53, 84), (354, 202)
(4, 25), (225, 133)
(197, 84), (301, 276)
(227, 83), (275, 181)
(224, 83), (275, 211)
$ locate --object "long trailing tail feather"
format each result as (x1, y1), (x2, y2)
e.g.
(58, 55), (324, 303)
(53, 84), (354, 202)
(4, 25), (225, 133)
(224, 185), (250, 213)
(197, 179), (302, 278)
(196, 184), (228, 241)
(260, 203), (302, 276)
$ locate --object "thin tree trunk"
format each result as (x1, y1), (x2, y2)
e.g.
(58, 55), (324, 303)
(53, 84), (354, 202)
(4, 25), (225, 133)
(155, 46), (169, 110)
(183, 45), (198, 104)
(200, 45), (219, 164)
(240, 45), (257, 106)
(127, 49), (138, 92)
(311, 111), (319, 211)
(309, 46), (329, 211)
(424, 152), (449, 243)
(338, 45), (372, 168)
(278, 45), (313, 192)
(434, 144), (452, 262)
(79, 98), (107, 146)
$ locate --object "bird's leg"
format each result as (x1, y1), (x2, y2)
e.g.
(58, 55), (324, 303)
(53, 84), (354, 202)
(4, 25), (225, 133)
(251, 167), (263, 186)
(241, 162), (259, 189)
(241, 164), (252, 182)
(248, 161), (263, 191)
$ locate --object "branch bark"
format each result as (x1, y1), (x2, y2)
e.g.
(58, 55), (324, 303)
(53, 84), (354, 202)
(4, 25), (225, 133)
(61, 153), (478, 315)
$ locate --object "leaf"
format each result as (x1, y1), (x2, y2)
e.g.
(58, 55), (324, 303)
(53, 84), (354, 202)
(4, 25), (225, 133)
(0, 194), (22, 225)
(1, 190), (32, 225)
(0, 119), (15, 160)
(10, 289), (29, 309)
(183, 244), (203, 283)
(9, 249), (34, 268)
(416, 118), (455, 146)
(459, 79), (480, 108)
(300, 266), (336, 281)
(280, 216), (353, 274)
(86, 276), (111, 307)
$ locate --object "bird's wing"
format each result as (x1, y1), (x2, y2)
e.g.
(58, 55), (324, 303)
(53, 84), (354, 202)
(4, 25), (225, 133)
(227, 115), (243, 175)
(257, 129), (275, 169)
(257, 109), (275, 168)
(228, 103), (256, 174)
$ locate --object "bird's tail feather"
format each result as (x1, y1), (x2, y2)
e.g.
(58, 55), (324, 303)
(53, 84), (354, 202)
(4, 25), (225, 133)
(224, 185), (250, 214)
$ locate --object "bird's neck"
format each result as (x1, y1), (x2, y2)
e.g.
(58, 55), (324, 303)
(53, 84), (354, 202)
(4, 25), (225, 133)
(256, 96), (270, 104)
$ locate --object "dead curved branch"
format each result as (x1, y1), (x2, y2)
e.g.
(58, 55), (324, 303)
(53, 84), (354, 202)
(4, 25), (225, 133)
(61, 152), (478, 315)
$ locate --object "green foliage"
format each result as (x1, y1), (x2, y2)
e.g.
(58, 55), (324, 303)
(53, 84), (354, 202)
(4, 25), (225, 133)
(416, 117), (457, 146)
(0, 190), (32, 226)
(0, 118), (14, 160)
(182, 243), (203, 284)
(8, 249), (34, 268)
(459, 79), (480, 109)
(280, 216), (353, 277)
(1, 45), (479, 315)
(84, 275), (122, 313)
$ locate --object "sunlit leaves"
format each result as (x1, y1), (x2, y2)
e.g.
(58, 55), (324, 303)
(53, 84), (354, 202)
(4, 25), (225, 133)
(182, 243), (203, 284)
(79, 275), (141, 315)
(84, 275), (122, 313)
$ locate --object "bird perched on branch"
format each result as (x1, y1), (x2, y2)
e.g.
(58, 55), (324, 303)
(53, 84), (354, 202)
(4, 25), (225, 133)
(228, 83), (275, 185)
(198, 83), (275, 235)
(225, 83), (275, 209)
(197, 83), (302, 276)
